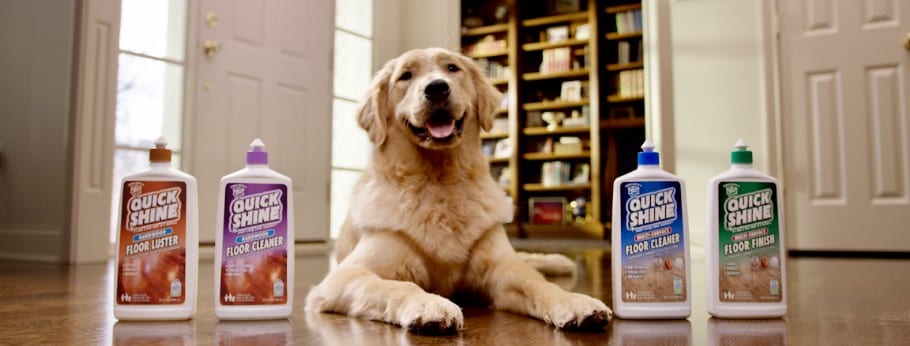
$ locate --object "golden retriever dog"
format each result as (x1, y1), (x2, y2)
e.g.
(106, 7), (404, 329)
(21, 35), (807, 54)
(305, 48), (611, 334)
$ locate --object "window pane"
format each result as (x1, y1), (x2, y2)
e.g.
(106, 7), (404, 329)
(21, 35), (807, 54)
(333, 31), (373, 100)
(119, 0), (187, 61)
(332, 99), (370, 170)
(116, 54), (184, 150)
(330, 169), (363, 239)
(336, 0), (373, 37)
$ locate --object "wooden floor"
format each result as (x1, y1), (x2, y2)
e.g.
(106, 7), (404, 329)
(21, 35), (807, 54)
(1, 247), (909, 345)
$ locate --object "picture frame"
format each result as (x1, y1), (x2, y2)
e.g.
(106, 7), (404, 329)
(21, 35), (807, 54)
(546, 26), (569, 43)
(529, 197), (567, 224)
(493, 138), (512, 158)
(560, 80), (582, 102)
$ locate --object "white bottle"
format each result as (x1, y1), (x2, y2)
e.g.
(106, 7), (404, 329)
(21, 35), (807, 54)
(114, 137), (198, 320)
(215, 138), (294, 320)
(706, 140), (787, 318)
(612, 140), (691, 319)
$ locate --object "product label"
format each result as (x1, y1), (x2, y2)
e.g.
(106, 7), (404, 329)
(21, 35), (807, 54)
(117, 181), (187, 305)
(619, 181), (687, 303)
(220, 183), (289, 305)
(717, 181), (783, 303)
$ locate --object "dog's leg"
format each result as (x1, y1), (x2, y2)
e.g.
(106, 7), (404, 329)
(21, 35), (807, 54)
(471, 231), (612, 331)
(305, 233), (464, 335)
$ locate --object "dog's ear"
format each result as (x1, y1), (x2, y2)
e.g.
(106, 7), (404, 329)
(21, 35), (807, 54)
(357, 60), (394, 146)
(460, 54), (502, 133)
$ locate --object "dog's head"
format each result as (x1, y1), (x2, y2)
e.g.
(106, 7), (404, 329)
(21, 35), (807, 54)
(357, 48), (502, 150)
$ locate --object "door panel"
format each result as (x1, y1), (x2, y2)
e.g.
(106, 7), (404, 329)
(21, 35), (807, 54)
(190, 0), (333, 242)
(780, 0), (910, 250)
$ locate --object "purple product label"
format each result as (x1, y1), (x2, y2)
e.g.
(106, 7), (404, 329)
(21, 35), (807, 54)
(220, 183), (288, 305)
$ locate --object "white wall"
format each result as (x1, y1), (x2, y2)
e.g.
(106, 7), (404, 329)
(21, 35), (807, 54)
(373, 0), (460, 70)
(0, 1), (77, 262)
(669, 0), (775, 254)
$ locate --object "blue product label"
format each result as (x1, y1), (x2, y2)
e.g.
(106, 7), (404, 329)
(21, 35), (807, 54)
(619, 181), (687, 303)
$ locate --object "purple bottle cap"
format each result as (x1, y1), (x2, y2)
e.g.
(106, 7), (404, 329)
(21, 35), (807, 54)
(246, 138), (268, 165)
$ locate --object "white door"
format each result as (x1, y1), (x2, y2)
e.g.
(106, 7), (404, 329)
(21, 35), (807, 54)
(779, 0), (910, 251)
(187, 0), (333, 242)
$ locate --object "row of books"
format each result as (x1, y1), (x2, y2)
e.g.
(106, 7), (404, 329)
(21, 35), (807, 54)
(616, 39), (643, 65)
(541, 161), (590, 187)
(614, 9), (643, 34)
(617, 69), (645, 98)
(476, 58), (511, 81)
(539, 47), (573, 74)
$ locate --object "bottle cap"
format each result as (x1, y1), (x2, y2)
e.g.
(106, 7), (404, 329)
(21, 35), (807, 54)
(731, 139), (753, 164)
(149, 137), (172, 162)
(246, 138), (268, 165)
(638, 139), (659, 165)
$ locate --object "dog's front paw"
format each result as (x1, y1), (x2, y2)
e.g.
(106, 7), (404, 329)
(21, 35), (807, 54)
(399, 294), (464, 335)
(547, 293), (612, 332)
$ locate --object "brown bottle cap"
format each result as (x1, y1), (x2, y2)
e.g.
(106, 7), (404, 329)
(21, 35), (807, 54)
(149, 137), (172, 162)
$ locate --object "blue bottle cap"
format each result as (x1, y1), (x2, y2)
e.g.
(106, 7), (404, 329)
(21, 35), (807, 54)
(638, 139), (659, 165)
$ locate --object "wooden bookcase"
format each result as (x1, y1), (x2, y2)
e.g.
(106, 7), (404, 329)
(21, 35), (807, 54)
(461, 0), (646, 239)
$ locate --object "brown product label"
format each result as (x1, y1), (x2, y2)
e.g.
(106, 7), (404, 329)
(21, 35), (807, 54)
(116, 181), (187, 305)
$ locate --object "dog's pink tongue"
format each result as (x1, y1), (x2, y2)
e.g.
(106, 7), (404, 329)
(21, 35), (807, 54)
(426, 120), (455, 138)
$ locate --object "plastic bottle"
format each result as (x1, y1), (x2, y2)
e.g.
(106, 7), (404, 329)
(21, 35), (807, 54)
(706, 139), (787, 318)
(215, 138), (294, 320)
(612, 140), (691, 319)
(114, 137), (198, 320)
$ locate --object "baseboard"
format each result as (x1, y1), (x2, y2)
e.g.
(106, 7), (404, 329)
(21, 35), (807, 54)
(789, 250), (910, 259)
(0, 225), (64, 262)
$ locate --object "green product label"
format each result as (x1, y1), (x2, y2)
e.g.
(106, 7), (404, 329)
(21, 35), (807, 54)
(718, 181), (783, 303)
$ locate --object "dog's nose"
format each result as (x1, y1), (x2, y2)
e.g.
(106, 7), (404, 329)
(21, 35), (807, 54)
(424, 79), (450, 103)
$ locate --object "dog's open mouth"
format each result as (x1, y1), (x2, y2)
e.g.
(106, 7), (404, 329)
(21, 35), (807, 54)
(408, 110), (465, 142)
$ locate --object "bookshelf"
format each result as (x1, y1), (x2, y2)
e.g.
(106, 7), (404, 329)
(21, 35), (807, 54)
(462, 0), (647, 240)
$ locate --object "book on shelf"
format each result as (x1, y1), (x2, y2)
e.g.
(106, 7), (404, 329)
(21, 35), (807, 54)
(616, 39), (642, 65)
(464, 35), (507, 56)
(617, 69), (644, 98)
(614, 9), (643, 34)
(539, 47), (573, 74)
(476, 58), (511, 80)
(541, 161), (590, 186)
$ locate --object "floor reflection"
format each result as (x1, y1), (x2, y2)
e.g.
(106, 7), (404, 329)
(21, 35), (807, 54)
(113, 321), (195, 345)
(611, 319), (692, 345)
(216, 320), (292, 345)
(708, 318), (787, 345)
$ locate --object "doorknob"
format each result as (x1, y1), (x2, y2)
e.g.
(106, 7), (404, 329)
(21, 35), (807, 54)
(203, 40), (221, 57)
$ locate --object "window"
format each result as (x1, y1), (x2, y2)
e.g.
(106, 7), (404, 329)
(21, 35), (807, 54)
(331, 0), (374, 239)
(111, 0), (187, 242)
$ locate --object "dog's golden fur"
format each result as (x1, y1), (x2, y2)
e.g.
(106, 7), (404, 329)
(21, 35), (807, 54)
(305, 48), (611, 334)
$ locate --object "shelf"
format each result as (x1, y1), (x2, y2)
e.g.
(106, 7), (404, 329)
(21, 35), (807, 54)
(606, 95), (644, 103)
(523, 69), (589, 81)
(606, 61), (643, 72)
(605, 3), (642, 14)
(522, 11), (589, 27)
(488, 157), (510, 164)
(523, 99), (589, 111)
(523, 126), (590, 136)
(521, 222), (603, 239)
(522, 38), (588, 51)
(466, 49), (509, 59)
(524, 183), (591, 192)
(605, 32), (643, 40)
(601, 117), (645, 129)
(481, 132), (509, 139)
(462, 23), (509, 37)
(523, 151), (590, 161)
(489, 78), (509, 86)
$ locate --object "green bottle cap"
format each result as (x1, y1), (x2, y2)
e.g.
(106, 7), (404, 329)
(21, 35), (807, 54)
(731, 139), (752, 164)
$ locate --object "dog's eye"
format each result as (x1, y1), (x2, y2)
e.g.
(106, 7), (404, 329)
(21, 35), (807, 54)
(447, 64), (460, 72)
(398, 71), (412, 81)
